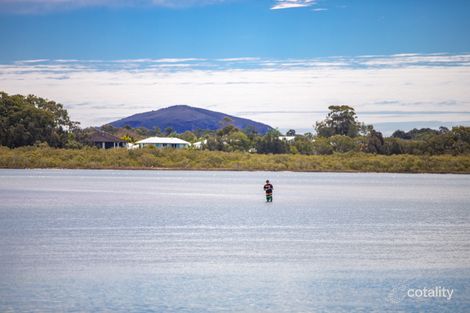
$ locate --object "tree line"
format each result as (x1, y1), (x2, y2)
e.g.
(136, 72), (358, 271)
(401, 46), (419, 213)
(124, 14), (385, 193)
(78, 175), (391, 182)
(0, 92), (82, 148)
(1, 92), (470, 156)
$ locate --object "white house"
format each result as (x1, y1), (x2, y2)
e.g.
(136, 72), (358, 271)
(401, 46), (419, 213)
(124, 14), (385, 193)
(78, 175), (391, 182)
(136, 137), (191, 149)
(192, 139), (207, 149)
(126, 143), (139, 150)
(279, 136), (296, 142)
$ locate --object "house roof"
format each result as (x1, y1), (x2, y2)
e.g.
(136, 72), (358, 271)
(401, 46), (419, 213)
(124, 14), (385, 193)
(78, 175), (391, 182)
(193, 139), (207, 147)
(89, 131), (125, 143)
(136, 137), (191, 145)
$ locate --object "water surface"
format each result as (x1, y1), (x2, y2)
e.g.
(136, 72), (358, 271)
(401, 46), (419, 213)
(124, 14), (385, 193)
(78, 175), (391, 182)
(0, 169), (469, 312)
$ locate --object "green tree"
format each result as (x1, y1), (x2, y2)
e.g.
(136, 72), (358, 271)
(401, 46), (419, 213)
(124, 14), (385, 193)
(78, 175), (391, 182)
(286, 129), (296, 136)
(255, 129), (289, 154)
(242, 126), (258, 141)
(0, 92), (79, 148)
(315, 105), (362, 137)
(164, 127), (174, 136)
(293, 136), (315, 155)
(205, 135), (225, 151)
(303, 132), (314, 140)
(329, 135), (358, 153)
(220, 116), (233, 129)
(153, 127), (162, 136)
(101, 124), (116, 134)
(179, 131), (197, 143)
(383, 138), (404, 155)
(392, 130), (410, 140)
(365, 127), (385, 154)
(226, 131), (251, 152)
(312, 137), (333, 155)
(217, 125), (238, 137)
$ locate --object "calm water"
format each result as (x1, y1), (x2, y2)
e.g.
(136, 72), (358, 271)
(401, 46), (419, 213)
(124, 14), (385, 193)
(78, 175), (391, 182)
(0, 169), (469, 312)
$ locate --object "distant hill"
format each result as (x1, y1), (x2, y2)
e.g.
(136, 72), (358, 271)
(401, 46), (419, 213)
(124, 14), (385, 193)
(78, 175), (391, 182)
(108, 105), (272, 134)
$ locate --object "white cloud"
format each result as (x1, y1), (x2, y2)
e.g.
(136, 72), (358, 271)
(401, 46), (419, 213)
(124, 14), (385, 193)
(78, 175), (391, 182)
(15, 59), (50, 63)
(112, 58), (205, 63)
(271, 0), (316, 10)
(1, 54), (470, 133)
(217, 57), (260, 62)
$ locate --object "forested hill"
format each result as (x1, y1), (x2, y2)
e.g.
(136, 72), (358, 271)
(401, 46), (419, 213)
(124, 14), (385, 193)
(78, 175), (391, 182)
(108, 105), (272, 134)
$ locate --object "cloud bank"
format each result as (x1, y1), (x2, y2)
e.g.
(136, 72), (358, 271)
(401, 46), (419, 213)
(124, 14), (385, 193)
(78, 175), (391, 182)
(1, 53), (470, 133)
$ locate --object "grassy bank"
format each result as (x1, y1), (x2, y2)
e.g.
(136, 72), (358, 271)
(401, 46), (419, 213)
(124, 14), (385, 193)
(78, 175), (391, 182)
(1, 146), (470, 173)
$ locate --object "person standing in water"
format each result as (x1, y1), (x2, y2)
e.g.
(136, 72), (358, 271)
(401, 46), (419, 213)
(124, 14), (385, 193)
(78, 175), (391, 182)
(264, 180), (273, 202)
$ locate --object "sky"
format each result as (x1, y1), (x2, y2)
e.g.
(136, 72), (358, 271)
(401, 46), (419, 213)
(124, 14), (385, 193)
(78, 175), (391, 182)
(1, 0), (470, 133)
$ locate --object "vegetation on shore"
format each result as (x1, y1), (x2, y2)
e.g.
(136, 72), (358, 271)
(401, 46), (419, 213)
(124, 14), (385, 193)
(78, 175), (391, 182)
(3, 92), (470, 156)
(2, 91), (470, 173)
(1, 145), (470, 173)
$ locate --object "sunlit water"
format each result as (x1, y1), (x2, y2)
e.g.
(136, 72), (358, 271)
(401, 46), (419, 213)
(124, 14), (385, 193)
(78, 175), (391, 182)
(0, 169), (469, 312)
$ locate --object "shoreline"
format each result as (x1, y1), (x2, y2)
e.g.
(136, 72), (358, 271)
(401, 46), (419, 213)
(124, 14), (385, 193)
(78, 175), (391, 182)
(1, 146), (470, 174)
(1, 166), (469, 175)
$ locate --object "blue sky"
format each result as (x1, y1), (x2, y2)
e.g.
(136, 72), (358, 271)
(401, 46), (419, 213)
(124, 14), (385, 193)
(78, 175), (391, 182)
(1, 0), (470, 61)
(1, 0), (470, 132)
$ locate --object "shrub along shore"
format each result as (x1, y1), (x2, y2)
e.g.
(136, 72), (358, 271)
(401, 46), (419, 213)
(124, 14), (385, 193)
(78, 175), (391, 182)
(1, 146), (470, 173)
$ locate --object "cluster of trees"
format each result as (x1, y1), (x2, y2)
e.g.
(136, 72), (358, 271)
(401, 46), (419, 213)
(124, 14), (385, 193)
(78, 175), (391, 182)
(163, 105), (470, 156)
(0, 92), (81, 148)
(311, 105), (470, 156)
(2, 92), (470, 156)
(100, 123), (202, 144)
(388, 126), (470, 155)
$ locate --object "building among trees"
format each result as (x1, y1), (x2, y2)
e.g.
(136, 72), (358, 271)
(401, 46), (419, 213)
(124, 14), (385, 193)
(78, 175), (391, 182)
(136, 137), (191, 149)
(89, 131), (126, 149)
